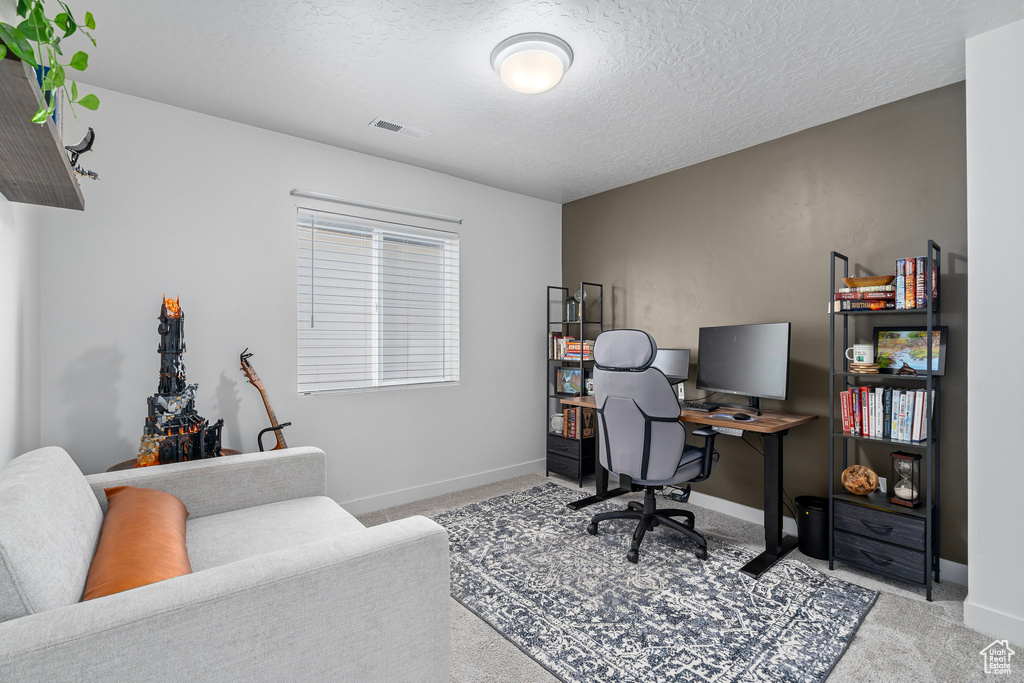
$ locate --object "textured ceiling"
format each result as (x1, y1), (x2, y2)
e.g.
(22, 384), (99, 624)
(78, 0), (1021, 204)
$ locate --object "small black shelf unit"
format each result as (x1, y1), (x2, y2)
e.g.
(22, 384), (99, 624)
(545, 283), (603, 486)
(828, 241), (941, 601)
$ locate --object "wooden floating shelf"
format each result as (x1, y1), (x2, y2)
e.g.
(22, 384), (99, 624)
(0, 55), (85, 211)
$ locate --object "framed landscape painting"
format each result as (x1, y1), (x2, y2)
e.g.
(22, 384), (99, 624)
(873, 326), (948, 376)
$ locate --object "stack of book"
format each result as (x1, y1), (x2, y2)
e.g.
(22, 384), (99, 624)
(834, 285), (896, 310)
(564, 340), (594, 361)
(562, 406), (595, 439)
(840, 387), (935, 442)
(548, 333), (575, 360)
(895, 257), (939, 310)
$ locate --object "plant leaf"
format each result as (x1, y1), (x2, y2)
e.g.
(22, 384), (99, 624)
(71, 80), (78, 100)
(16, 18), (44, 42)
(31, 94), (48, 123)
(54, 12), (69, 31)
(77, 93), (99, 110)
(68, 50), (88, 70)
(49, 64), (65, 88)
(0, 45), (6, 60)
(16, 0), (31, 17)
(84, 12), (95, 30)
(0, 23), (37, 65)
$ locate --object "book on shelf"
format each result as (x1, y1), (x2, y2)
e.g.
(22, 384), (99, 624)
(841, 300), (896, 311)
(904, 257), (916, 309)
(895, 259), (906, 310)
(548, 333), (576, 360)
(834, 291), (895, 300)
(838, 284), (896, 293)
(840, 386), (930, 441)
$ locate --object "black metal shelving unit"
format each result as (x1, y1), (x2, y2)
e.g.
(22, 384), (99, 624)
(545, 283), (603, 486)
(828, 241), (941, 600)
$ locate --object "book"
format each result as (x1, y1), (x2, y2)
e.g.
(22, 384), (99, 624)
(562, 409), (569, 437)
(904, 257), (916, 309)
(902, 390), (916, 440)
(840, 390), (852, 433)
(852, 389), (861, 436)
(890, 389), (901, 438)
(916, 257), (927, 309)
(883, 387), (892, 439)
(867, 389), (875, 437)
(895, 259), (905, 310)
(911, 389), (925, 441)
(896, 392), (907, 440)
(579, 407), (595, 438)
(860, 387), (870, 437)
(920, 389), (935, 440)
(837, 284), (897, 293)
(874, 387), (884, 438)
(834, 291), (896, 300)
(842, 300), (896, 311)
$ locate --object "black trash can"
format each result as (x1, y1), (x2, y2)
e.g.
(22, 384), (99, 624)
(795, 496), (829, 561)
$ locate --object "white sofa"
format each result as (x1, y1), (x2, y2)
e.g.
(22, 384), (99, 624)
(0, 446), (450, 682)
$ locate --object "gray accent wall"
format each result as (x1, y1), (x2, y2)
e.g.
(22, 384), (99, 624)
(563, 83), (968, 564)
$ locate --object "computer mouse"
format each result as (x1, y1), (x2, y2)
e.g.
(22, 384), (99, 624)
(733, 413), (751, 421)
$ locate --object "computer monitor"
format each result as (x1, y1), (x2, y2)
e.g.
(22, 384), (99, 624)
(696, 323), (791, 411)
(651, 348), (690, 385)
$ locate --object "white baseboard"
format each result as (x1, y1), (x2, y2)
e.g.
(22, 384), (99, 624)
(339, 458), (546, 516)
(965, 598), (1024, 646)
(688, 490), (969, 587)
(687, 490), (799, 536)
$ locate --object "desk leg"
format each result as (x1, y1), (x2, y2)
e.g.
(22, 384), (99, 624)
(740, 430), (799, 578)
(566, 460), (631, 511)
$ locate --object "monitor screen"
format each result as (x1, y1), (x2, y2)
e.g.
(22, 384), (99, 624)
(696, 323), (791, 400)
(651, 348), (690, 384)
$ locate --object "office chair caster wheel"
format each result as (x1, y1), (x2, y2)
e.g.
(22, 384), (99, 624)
(626, 549), (639, 564)
(696, 548), (708, 560)
(586, 523), (598, 536)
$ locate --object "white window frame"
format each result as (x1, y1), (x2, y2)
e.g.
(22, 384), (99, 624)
(297, 206), (460, 395)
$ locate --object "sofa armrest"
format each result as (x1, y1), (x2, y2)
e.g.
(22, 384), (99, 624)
(84, 447), (326, 518)
(0, 515), (450, 683)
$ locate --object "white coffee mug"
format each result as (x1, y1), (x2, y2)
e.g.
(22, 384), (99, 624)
(845, 344), (874, 364)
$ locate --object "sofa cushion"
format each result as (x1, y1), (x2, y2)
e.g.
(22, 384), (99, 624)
(186, 496), (364, 572)
(84, 486), (193, 601)
(0, 447), (104, 622)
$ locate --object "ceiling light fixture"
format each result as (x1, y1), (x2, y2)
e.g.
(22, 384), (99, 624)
(491, 33), (573, 95)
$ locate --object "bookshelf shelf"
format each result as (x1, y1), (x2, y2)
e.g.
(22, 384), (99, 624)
(546, 283), (603, 487)
(828, 242), (942, 601)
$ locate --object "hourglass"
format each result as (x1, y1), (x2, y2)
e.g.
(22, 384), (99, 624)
(890, 451), (922, 508)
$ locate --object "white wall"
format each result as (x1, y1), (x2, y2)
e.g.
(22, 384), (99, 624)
(39, 86), (561, 512)
(965, 19), (1024, 645)
(0, 197), (41, 468)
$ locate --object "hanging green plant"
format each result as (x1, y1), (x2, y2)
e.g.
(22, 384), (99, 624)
(0, 0), (99, 124)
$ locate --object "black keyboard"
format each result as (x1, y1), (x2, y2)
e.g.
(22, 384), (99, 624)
(679, 399), (716, 412)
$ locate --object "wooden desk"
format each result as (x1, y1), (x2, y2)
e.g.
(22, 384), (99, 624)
(558, 395), (818, 579)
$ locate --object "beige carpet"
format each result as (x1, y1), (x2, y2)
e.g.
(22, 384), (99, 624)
(357, 474), (1016, 683)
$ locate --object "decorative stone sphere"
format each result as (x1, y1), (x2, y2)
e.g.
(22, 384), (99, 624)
(841, 465), (879, 495)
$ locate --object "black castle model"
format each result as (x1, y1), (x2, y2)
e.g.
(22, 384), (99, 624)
(136, 296), (223, 467)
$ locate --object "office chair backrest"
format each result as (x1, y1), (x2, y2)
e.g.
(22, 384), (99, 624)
(593, 330), (688, 483)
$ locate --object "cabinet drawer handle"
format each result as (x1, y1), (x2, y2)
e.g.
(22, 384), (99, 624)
(859, 548), (893, 566)
(860, 519), (893, 535)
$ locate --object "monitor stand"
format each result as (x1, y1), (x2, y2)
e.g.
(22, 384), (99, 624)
(709, 396), (762, 416)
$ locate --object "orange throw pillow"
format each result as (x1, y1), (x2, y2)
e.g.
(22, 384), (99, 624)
(83, 486), (192, 601)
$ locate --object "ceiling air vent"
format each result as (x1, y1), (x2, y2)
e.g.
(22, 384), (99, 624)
(369, 117), (431, 141)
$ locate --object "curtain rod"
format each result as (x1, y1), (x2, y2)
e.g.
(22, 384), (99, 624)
(289, 189), (462, 225)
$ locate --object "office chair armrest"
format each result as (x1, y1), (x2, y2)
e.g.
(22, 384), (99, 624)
(687, 427), (718, 483)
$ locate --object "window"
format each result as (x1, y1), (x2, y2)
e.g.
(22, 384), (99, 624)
(297, 207), (459, 393)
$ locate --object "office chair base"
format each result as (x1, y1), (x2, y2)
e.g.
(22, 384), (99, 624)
(588, 488), (708, 562)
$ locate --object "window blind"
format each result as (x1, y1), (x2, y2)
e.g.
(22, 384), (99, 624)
(297, 207), (460, 393)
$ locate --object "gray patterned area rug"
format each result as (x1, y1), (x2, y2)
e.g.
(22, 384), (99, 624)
(432, 482), (877, 683)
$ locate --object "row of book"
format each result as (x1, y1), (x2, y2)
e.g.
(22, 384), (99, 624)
(548, 333), (594, 361)
(895, 257), (938, 310)
(561, 406), (595, 439)
(832, 256), (938, 311)
(840, 387), (934, 442)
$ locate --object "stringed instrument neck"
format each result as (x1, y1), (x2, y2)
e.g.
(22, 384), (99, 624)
(240, 350), (288, 450)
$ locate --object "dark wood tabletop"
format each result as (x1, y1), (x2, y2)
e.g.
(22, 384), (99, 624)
(559, 395), (817, 434)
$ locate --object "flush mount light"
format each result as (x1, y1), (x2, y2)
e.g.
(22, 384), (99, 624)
(491, 33), (573, 95)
